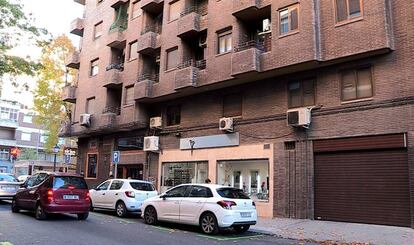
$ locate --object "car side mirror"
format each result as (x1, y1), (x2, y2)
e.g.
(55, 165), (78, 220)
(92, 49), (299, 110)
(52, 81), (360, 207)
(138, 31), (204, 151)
(19, 183), (26, 189)
(160, 194), (168, 200)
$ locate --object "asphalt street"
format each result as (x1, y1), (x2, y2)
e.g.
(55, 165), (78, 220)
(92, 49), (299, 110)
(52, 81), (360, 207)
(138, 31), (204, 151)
(0, 201), (317, 245)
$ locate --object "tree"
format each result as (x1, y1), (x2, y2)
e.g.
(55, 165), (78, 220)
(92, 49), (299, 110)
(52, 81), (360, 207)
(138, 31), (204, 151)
(33, 35), (76, 152)
(0, 0), (47, 77)
(18, 148), (37, 160)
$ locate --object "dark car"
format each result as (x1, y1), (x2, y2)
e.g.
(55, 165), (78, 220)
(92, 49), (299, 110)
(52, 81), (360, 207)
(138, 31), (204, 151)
(11, 172), (90, 220)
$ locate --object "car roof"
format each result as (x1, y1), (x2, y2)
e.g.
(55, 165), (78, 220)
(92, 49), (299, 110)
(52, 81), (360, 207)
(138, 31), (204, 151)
(51, 172), (83, 178)
(175, 183), (236, 189)
(111, 179), (153, 184)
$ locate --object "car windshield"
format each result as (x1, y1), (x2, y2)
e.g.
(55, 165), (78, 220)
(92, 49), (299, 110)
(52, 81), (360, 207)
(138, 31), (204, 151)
(217, 188), (250, 199)
(53, 176), (88, 190)
(130, 182), (155, 191)
(0, 174), (19, 182)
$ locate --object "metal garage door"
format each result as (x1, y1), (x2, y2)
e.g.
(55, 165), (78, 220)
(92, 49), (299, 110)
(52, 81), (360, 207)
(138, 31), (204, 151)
(314, 134), (411, 227)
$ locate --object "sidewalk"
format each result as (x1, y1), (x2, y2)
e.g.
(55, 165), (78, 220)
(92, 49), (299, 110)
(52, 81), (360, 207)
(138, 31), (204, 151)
(252, 218), (414, 245)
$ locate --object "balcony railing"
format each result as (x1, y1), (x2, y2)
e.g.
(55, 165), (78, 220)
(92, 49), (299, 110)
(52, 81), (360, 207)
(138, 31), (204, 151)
(138, 73), (159, 82)
(180, 5), (208, 17)
(106, 63), (124, 71)
(102, 107), (121, 115)
(177, 59), (206, 70)
(234, 40), (270, 53)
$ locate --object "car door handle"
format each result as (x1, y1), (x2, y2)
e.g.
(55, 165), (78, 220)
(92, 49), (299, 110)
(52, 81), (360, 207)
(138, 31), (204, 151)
(29, 190), (35, 194)
(115, 193), (118, 196)
(102, 193), (106, 195)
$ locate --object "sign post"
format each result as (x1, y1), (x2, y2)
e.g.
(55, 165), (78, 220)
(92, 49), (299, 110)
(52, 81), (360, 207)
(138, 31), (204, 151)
(112, 151), (120, 178)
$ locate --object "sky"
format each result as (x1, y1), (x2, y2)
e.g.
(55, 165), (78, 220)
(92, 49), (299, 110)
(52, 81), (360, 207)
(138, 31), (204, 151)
(2, 0), (84, 107)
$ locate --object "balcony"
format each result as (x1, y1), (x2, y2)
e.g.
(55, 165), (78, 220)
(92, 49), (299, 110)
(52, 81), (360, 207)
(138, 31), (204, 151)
(137, 29), (161, 55)
(175, 60), (206, 90)
(134, 76), (157, 101)
(66, 51), (80, 69)
(107, 29), (127, 49)
(231, 41), (266, 76)
(110, 0), (128, 8)
(178, 10), (201, 39)
(62, 85), (77, 103)
(59, 121), (72, 137)
(141, 0), (164, 14)
(0, 119), (18, 129)
(70, 18), (84, 37)
(103, 69), (122, 88)
(100, 109), (118, 128)
(232, 0), (271, 21)
(74, 0), (85, 5)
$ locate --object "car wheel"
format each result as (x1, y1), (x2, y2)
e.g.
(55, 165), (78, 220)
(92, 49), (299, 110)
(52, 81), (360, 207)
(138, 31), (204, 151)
(115, 201), (127, 218)
(233, 225), (250, 233)
(35, 204), (48, 220)
(77, 212), (89, 220)
(144, 206), (158, 225)
(200, 213), (219, 234)
(11, 199), (20, 213)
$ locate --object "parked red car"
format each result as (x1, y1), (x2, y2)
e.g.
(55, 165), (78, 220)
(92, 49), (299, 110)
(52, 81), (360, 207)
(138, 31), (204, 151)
(11, 172), (90, 220)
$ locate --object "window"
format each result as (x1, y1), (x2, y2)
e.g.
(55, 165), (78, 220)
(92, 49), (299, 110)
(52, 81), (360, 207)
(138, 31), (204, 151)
(223, 93), (242, 117)
(86, 97), (96, 114)
(129, 41), (138, 61)
(130, 182), (155, 191)
(217, 30), (232, 54)
(86, 154), (98, 178)
(23, 115), (32, 123)
(0, 107), (18, 121)
(166, 47), (178, 71)
(166, 105), (181, 126)
(40, 135), (47, 143)
(341, 67), (373, 101)
(90, 59), (99, 76)
(97, 180), (110, 191)
(189, 186), (213, 198)
(0, 149), (9, 161)
(53, 177), (88, 190)
(110, 180), (124, 190)
(288, 79), (315, 108)
(335, 0), (362, 23)
(167, 185), (189, 197)
(94, 22), (103, 39)
(117, 136), (143, 150)
(21, 132), (31, 141)
(161, 162), (208, 193)
(217, 160), (269, 201)
(110, 4), (129, 31)
(124, 86), (135, 105)
(131, 1), (142, 19)
(279, 5), (299, 35)
(169, 0), (182, 21)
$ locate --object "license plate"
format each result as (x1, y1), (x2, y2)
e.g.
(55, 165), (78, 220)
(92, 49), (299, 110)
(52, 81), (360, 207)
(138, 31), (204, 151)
(1, 186), (15, 191)
(63, 195), (79, 200)
(240, 212), (251, 218)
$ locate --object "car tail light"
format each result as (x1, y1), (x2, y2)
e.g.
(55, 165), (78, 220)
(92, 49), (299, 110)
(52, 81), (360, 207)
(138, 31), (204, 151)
(68, 185), (75, 190)
(125, 191), (135, 198)
(47, 189), (54, 203)
(217, 200), (237, 210)
(85, 191), (90, 201)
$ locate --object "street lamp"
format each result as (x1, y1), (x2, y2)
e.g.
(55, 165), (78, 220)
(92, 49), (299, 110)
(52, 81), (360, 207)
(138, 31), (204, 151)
(53, 145), (60, 172)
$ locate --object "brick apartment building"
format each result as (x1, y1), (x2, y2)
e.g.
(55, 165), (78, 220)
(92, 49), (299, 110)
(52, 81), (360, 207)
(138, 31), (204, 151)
(63, 0), (414, 227)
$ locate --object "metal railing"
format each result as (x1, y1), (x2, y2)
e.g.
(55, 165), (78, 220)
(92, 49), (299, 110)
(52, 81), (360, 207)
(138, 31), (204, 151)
(102, 107), (121, 115)
(234, 39), (271, 53)
(138, 73), (160, 82)
(177, 59), (206, 70)
(106, 63), (124, 71)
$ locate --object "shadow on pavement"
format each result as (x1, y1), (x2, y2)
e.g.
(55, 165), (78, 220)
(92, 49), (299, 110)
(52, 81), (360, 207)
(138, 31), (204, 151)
(91, 209), (142, 220)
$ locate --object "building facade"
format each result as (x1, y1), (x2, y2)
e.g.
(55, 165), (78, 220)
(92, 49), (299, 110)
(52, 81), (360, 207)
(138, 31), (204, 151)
(64, 0), (414, 227)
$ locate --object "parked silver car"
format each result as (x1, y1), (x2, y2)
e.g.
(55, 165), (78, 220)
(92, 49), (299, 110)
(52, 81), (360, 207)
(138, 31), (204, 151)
(0, 173), (20, 200)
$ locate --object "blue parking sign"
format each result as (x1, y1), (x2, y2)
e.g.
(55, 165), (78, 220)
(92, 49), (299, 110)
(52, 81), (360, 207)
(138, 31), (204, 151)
(113, 151), (120, 164)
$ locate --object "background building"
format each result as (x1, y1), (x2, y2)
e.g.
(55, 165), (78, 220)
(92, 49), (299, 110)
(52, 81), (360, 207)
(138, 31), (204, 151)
(64, 0), (414, 228)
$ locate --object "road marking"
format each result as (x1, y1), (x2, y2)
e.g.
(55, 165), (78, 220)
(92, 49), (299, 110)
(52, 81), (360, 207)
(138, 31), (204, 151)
(0, 242), (14, 245)
(196, 234), (264, 241)
(152, 226), (176, 233)
(90, 212), (137, 224)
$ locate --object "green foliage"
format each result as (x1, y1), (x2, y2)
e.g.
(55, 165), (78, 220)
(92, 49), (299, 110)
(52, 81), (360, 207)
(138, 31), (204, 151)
(0, 0), (48, 76)
(19, 148), (38, 160)
(33, 35), (76, 152)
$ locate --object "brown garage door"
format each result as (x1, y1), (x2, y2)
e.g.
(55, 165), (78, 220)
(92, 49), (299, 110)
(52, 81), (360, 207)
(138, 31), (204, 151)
(314, 141), (411, 227)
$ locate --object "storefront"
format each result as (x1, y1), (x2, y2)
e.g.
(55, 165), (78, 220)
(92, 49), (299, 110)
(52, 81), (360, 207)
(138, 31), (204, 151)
(158, 142), (274, 218)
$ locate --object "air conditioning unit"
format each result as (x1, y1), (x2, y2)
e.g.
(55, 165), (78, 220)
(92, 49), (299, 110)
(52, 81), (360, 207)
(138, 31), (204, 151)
(219, 117), (233, 132)
(149, 117), (162, 129)
(80, 114), (91, 127)
(262, 18), (271, 32)
(155, 55), (161, 64)
(287, 108), (312, 128)
(199, 36), (207, 48)
(143, 136), (159, 152)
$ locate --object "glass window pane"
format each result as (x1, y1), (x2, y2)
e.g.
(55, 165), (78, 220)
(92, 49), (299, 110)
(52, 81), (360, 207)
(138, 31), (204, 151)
(342, 70), (357, 101)
(303, 80), (315, 106)
(280, 10), (289, 34)
(290, 8), (299, 31)
(225, 34), (232, 52)
(348, 0), (361, 17)
(289, 81), (302, 108)
(357, 68), (373, 98)
(336, 0), (348, 22)
(161, 162), (208, 193)
(129, 41), (138, 60)
(87, 154), (98, 178)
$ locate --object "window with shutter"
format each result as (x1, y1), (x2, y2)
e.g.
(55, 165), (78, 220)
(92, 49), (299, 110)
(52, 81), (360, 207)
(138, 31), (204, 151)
(335, 0), (362, 24)
(288, 79), (315, 108)
(279, 5), (299, 36)
(223, 93), (242, 118)
(166, 47), (178, 70)
(124, 86), (135, 105)
(341, 67), (373, 101)
(166, 105), (181, 126)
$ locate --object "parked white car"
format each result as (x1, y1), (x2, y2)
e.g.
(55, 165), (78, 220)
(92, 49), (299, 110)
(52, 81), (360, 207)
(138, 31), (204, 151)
(141, 184), (257, 234)
(90, 179), (158, 217)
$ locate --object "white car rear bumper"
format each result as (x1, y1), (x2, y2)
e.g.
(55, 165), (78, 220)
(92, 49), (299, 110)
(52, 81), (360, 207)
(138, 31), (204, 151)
(124, 198), (144, 212)
(217, 209), (258, 228)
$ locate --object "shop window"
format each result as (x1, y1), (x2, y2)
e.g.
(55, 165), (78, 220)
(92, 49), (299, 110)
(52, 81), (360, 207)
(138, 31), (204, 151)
(86, 154), (98, 179)
(161, 162), (208, 193)
(288, 79), (315, 108)
(217, 160), (269, 201)
(223, 93), (242, 118)
(341, 67), (373, 101)
(166, 104), (181, 126)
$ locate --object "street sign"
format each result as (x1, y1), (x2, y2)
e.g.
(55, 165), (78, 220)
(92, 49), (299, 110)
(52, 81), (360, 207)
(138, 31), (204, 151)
(113, 151), (120, 164)
(64, 154), (71, 164)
